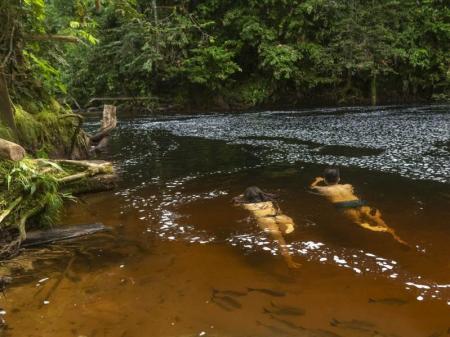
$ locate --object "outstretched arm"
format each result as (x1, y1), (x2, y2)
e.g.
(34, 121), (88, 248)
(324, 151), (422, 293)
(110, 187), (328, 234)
(310, 177), (324, 188)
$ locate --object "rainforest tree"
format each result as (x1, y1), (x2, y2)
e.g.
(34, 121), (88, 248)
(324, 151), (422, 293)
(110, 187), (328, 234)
(61, 0), (448, 109)
(0, 0), (96, 155)
(2, 0), (449, 114)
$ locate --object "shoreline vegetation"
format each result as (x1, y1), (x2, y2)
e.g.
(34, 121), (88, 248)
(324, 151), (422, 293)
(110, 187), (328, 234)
(66, 0), (448, 111)
(0, 157), (116, 258)
(80, 97), (447, 116)
(0, 105), (117, 259)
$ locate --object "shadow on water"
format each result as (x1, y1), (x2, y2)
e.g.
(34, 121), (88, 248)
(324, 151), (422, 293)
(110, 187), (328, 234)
(2, 106), (450, 337)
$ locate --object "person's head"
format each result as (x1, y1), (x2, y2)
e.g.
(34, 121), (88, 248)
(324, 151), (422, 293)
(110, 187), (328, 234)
(243, 186), (267, 203)
(236, 186), (276, 203)
(323, 167), (340, 185)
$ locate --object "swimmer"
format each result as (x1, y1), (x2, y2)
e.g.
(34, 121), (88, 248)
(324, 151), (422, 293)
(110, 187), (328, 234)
(310, 168), (408, 246)
(233, 186), (301, 269)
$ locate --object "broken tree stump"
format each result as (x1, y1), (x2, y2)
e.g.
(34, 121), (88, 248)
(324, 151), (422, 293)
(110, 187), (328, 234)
(89, 105), (117, 148)
(101, 104), (117, 130)
(0, 138), (26, 161)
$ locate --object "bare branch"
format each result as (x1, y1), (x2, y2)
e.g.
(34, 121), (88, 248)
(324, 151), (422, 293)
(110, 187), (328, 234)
(25, 34), (80, 44)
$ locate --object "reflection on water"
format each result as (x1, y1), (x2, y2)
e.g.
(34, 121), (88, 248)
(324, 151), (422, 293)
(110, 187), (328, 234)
(2, 106), (450, 337)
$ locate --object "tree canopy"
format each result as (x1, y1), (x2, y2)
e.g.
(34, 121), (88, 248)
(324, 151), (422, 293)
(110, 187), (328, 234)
(1, 0), (449, 115)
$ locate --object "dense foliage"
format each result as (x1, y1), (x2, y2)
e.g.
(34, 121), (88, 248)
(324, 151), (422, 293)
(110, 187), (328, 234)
(0, 0), (95, 155)
(60, 0), (449, 109)
(1, 0), (450, 113)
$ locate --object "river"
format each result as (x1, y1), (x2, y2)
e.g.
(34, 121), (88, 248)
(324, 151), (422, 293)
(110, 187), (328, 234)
(2, 105), (450, 337)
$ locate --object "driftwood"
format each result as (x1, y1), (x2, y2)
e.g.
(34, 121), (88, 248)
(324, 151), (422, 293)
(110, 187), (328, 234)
(0, 138), (25, 161)
(22, 223), (107, 247)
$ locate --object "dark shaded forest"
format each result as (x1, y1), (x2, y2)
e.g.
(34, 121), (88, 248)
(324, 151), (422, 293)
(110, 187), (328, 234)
(1, 0), (449, 117)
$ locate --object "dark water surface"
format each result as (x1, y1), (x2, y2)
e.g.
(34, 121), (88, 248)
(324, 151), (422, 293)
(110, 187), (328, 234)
(2, 105), (450, 337)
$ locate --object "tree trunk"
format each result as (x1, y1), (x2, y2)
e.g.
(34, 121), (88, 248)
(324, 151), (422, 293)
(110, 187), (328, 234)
(152, 0), (159, 25)
(342, 69), (353, 98)
(0, 70), (16, 133)
(95, 0), (102, 13)
(152, 0), (160, 63)
(371, 72), (377, 106)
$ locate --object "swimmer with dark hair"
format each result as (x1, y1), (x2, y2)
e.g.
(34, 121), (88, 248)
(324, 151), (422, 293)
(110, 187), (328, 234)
(310, 168), (408, 246)
(234, 186), (301, 269)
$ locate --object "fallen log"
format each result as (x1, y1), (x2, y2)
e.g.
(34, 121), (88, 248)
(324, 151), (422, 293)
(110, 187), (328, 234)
(62, 173), (118, 195)
(52, 159), (118, 194)
(72, 174), (118, 194)
(0, 138), (26, 161)
(22, 223), (108, 247)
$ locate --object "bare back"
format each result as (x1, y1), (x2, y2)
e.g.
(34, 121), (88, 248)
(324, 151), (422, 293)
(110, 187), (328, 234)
(313, 183), (359, 203)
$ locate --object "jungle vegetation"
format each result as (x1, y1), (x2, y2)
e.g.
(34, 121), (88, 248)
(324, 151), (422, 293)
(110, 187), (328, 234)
(1, 0), (450, 118)
(41, 0), (450, 110)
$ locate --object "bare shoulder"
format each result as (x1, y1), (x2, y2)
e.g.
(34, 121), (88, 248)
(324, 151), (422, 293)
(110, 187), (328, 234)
(312, 185), (330, 194)
(342, 184), (354, 191)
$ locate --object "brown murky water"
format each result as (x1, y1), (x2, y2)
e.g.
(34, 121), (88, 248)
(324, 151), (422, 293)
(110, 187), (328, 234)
(1, 108), (450, 337)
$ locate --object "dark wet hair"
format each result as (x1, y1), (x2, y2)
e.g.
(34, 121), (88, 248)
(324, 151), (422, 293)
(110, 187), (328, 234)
(234, 186), (277, 204)
(323, 167), (340, 184)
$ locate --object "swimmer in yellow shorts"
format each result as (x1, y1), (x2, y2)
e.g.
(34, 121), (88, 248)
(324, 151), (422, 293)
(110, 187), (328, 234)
(234, 186), (301, 268)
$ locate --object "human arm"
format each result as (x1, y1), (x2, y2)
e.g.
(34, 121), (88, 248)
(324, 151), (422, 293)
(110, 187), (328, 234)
(310, 177), (324, 188)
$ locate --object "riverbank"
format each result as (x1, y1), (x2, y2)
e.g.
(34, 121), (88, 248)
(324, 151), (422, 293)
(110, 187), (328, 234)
(0, 105), (119, 259)
(0, 158), (117, 258)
